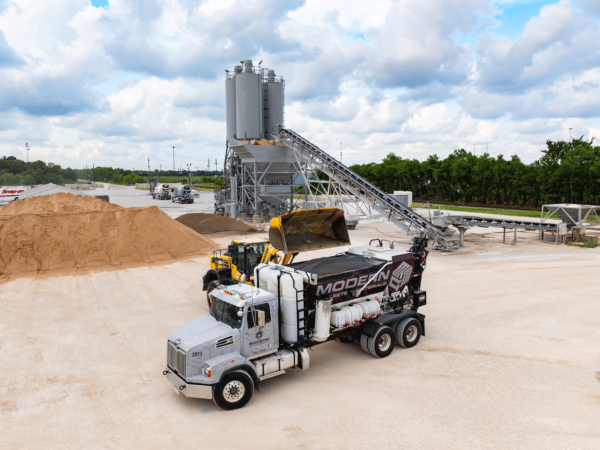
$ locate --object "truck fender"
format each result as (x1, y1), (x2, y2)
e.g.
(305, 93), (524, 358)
(362, 311), (425, 338)
(222, 364), (260, 392)
(204, 353), (260, 391)
(198, 352), (255, 387)
(203, 269), (233, 291)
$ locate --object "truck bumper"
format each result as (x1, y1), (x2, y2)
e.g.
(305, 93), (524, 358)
(164, 368), (213, 399)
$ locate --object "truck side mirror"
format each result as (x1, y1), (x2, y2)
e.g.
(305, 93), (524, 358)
(257, 310), (266, 330)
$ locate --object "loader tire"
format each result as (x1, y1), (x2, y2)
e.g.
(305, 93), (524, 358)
(367, 326), (395, 358)
(206, 280), (219, 307)
(396, 318), (422, 348)
(191, 199), (194, 204)
(213, 370), (254, 411)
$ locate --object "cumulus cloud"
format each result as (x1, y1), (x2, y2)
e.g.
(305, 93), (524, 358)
(0, 0), (598, 169)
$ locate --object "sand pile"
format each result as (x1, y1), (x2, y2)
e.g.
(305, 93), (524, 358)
(176, 213), (258, 234)
(0, 194), (217, 274)
(0, 192), (122, 215)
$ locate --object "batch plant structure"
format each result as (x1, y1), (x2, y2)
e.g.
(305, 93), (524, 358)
(222, 59), (299, 219)
(219, 59), (461, 250)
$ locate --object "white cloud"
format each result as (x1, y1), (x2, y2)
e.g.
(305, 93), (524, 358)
(0, 0), (598, 170)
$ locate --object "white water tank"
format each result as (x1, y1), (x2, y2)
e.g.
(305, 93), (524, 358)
(330, 304), (363, 328)
(280, 272), (304, 343)
(313, 299), (332, 342)
(358, 299), (380, 319)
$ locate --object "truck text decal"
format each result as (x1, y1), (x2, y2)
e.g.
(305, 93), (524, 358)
(316, 271), (390, 296)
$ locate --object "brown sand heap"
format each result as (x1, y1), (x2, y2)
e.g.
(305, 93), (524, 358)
(0, 194), (217, 274)
(0, 192), (122, 215)
(176, 213), (258, 234)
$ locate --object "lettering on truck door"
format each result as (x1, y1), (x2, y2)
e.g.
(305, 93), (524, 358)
(242, 302), (277, 357)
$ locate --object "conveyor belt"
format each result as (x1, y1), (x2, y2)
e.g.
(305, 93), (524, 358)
(276, 127), (459, 250)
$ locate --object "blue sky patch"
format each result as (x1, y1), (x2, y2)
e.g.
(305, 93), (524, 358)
(91, 0), (109, 8)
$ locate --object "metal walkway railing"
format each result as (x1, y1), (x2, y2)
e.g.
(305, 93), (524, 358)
(276, 127), (459, 250)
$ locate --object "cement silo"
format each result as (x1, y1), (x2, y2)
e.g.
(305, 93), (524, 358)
(225, 66), (240, 142)
(235, 60), (263, 140)
(266, 69), (284, 134)
(220, 59), (295, 219)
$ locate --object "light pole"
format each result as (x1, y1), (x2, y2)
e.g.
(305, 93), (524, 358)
(172, 146), (175, 173)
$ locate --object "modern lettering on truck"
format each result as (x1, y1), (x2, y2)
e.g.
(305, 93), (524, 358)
(313, 257), (415, 301)
(316, 270), (391, 296)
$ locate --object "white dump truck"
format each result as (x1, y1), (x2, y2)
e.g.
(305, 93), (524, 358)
(164, 230), (429, 410)
(152, 183), (171, 200)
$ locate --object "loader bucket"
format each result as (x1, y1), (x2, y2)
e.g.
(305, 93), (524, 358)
(269, 208), (351, 253)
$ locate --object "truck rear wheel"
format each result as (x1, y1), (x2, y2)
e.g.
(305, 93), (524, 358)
(213, 370), (254, 411)
(396, 318), (422, 348)
(367, 326), (395, 358)
(360, 333), (370, 354)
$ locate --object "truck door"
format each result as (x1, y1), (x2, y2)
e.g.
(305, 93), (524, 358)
(242, 302), (278, 358)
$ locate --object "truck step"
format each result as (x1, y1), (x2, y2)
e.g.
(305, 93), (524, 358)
(259, 369), (285, 381)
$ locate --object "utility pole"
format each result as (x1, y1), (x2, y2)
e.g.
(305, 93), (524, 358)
(92, 164), (95, 187)
(569, 128), (572, 139)
(172, 146), (175, 172)
(25, 143), (29, 164)
(215, 159), (219, 172)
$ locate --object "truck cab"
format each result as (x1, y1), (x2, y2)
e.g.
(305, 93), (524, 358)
(164, 283), (306, 410)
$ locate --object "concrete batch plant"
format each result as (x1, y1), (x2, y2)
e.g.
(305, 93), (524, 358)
(221, 59), (300, 219)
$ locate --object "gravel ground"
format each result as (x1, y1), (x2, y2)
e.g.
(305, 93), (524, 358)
(1, 209), (599, 449)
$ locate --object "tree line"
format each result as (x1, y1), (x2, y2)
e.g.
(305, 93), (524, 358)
(0, 156), (77, 186)
(349, 138), (600, 208)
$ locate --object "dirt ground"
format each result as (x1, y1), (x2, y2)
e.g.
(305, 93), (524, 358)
(1, 221), (599, 449)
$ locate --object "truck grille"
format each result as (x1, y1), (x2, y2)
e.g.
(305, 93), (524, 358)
(167, 341), (186, 378)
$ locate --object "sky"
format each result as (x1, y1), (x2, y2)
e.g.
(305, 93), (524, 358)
(0, 0), (599, 171)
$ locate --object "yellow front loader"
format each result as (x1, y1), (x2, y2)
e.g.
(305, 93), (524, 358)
(202, 208), (350, 303)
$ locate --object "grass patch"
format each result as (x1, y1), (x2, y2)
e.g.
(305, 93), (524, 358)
(565, 240), (600, 248)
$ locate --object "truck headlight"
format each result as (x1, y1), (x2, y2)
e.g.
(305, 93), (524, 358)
(202, 367), (212, 378)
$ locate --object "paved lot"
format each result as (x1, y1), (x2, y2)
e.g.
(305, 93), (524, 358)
(1, 214), (599, 449)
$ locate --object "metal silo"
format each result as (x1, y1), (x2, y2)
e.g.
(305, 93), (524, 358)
(235, 60), (263, 140)
(221, 59), (296, 219)
(225, 76), (237, 142)
(267, 69), (284, 135)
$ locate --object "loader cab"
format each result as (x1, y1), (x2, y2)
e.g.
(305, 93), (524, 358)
(228, 239), (270, 283)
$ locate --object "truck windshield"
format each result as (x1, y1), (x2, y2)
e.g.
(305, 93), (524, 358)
(209, 297), (243, 329)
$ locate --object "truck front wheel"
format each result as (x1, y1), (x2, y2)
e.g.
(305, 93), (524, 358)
(213, 370), (254, 411)
(396, 318), (422, 348)
(366, 326), (396, 358)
